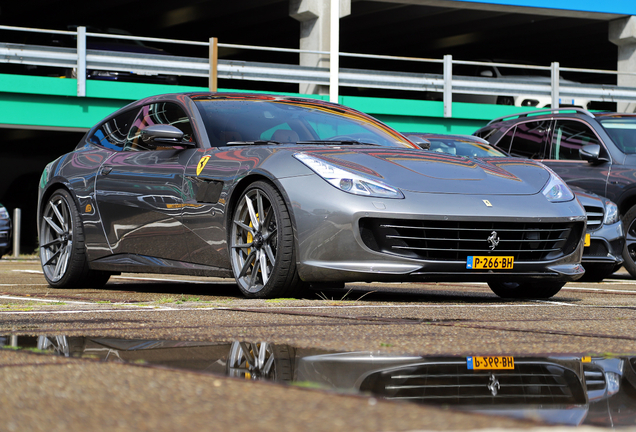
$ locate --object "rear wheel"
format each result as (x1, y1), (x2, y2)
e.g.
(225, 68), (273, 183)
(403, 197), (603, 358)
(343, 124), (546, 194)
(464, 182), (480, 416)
(40, 189), (110, 288)
(621, 205), (636, 278)
(488, 280), (565, 299)
(229, 181), (303, 298)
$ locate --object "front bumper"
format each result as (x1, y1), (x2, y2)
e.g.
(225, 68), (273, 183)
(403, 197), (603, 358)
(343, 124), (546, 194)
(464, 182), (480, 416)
(280, 176), (586, 284)
(583, 220), (624, 266)
(0, 227), (10, 253)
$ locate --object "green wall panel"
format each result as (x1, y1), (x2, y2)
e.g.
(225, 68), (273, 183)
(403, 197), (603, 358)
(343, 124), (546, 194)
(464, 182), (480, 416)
(0, 73), (539, 134)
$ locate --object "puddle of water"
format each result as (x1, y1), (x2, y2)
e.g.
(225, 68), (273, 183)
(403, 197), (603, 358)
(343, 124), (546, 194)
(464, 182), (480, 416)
(2, 335), (635, 428)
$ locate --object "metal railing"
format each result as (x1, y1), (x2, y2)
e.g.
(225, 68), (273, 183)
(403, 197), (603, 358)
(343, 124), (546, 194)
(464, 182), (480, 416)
(1, 25), (636, 118)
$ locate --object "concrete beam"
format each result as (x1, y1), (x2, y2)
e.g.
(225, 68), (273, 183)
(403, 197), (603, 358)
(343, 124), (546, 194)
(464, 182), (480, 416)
(610, 16), (636, 112)
(290, 0), (351, 95)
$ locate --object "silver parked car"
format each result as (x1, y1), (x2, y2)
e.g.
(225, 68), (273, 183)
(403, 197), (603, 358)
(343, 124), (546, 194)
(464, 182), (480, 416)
(38, 93), (586, 299)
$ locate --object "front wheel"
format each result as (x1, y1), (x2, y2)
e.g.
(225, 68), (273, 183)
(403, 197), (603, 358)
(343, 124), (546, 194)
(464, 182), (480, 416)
(39, 189), (110, 288)
(622, 205), (636, 278)
(226, 341), (294, 382)
(488, 280), (565, 299)
(229, 181), (303, 298)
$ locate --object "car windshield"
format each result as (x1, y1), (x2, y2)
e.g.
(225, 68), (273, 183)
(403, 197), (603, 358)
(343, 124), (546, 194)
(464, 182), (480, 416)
(427, 138), (507, 158)
(194, 98), (414, 148)
(599, 117), (636, 154)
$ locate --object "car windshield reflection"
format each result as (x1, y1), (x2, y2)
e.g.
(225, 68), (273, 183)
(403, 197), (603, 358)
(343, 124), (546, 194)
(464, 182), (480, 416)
(194, 97), (414, 148)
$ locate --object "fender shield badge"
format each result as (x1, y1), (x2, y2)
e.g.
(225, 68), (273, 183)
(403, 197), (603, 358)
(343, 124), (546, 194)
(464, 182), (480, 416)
(483, 199), (492, 207)
(197, 155), (211, 176)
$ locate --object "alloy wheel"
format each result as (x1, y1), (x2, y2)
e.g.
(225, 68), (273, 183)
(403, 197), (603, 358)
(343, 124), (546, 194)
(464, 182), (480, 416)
(230, 187), (278, 293)
(40, 194), (74, 283)
(227, 341), (276, 380)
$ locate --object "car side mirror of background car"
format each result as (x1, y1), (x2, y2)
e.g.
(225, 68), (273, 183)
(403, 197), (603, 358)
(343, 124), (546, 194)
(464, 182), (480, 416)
(579, 144), (609, 163)
(406, 135), (431, 150)
(141, 125), (195, 148)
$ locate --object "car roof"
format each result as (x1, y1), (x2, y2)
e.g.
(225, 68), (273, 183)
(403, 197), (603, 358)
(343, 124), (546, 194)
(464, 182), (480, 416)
(485, 107), (636, 128)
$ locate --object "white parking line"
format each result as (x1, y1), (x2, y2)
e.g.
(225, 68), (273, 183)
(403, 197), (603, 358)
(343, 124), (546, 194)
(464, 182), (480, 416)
(0, 295), (95, 305)
(8, 269), (636, 297)
(562, 286), (636, 294)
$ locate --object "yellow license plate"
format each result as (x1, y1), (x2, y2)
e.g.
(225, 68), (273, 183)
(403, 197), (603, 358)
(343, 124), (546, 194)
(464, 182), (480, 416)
(466, 256), (514, 269)
(584, 233), (591, 247)
(467, 356), (514, 370)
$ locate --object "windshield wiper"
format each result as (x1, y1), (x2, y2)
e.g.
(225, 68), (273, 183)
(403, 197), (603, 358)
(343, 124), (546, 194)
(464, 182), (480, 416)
(296, 140), (380, 146)
(226, 140), (282, 146)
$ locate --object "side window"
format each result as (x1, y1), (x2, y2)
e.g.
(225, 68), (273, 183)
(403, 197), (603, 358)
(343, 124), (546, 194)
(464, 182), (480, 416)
(508, 120), (550, 159)
(88, 109), (138, 151)
(494, 126), (515, 154)
(550, 120), (600, 160)
(125, 102), (194, 151)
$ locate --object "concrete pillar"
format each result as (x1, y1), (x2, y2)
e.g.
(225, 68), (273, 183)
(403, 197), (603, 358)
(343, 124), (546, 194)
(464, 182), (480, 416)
(290, 0), (350, 95)
(609, 16), (636, 112)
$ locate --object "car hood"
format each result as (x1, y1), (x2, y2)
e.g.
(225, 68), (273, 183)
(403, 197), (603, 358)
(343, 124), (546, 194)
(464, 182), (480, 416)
(299, 148), (551, 195)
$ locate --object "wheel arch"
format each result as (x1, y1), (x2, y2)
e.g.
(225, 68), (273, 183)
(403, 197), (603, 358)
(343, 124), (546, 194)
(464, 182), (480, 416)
(226, 173), (301, 264)
(618, 193), (636, 218)
(38, 179), (77, 235)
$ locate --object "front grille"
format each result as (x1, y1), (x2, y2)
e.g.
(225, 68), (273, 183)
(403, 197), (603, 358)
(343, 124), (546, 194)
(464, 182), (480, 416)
(584, 204), (604, 231)
(358, 361), (586, 406)
(359, 218), (584, 261)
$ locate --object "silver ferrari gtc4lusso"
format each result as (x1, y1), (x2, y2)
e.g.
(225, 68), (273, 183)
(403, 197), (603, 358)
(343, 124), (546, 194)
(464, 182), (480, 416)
(37, 93), (586, 299)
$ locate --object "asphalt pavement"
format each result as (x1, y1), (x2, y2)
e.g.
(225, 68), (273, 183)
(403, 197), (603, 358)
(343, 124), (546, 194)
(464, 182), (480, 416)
(1, 259), (635, 431)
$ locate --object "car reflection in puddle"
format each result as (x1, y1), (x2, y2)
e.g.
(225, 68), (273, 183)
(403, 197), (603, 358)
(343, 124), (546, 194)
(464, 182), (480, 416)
(2, 335), (635, 428)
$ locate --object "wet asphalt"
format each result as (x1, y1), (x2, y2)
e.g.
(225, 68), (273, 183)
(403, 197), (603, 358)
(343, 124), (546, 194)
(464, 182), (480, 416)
(1, 259), (636, 431)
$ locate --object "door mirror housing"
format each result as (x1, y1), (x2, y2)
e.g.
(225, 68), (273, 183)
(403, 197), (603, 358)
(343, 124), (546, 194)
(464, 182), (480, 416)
(141, 125), (195, 148)
(579, 144), (608, 163)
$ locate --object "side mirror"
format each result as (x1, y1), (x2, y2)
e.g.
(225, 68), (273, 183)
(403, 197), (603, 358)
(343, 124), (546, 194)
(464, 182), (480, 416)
(406, 135), (431, 150)
(141, 125), (195, 148)
(579, 144), (607, 163)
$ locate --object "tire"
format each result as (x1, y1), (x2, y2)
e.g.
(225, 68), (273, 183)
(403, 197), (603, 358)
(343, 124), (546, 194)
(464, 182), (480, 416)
(496, 96), (515, 105)
(39, 189), (110, 288)
(622, 205), (636, 278)
(226, 341), (294, 382)
(229, 181), (303, 298)
(580, 264), (616, 282)
(488, 280), (565, 299)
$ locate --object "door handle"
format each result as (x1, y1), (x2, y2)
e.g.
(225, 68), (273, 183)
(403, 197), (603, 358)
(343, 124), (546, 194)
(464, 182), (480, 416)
(100, 165), (113, 175)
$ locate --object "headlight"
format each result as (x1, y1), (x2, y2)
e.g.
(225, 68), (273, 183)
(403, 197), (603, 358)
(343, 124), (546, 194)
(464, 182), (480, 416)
(542, 172), (574, 203)
(294, 153), (404, 199)
(0, 207), (8, 220)
(603, 199), (619, 225)
(605, 372), (621, 397)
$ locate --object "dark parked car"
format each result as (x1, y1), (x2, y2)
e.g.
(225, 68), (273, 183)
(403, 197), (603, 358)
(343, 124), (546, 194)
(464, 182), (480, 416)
(404, 133), (624, 281)
(38, 93), (586, 299)
(0, 204), (11, 258)
(474, 108), (636, 277)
